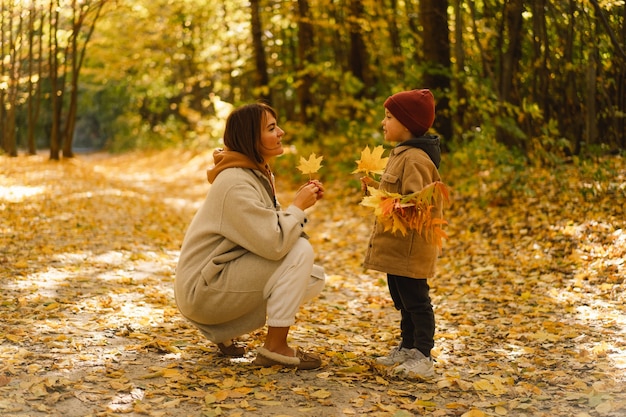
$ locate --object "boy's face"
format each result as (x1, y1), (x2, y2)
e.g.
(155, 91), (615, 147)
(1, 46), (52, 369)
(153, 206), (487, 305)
(381, 109), (412, 143)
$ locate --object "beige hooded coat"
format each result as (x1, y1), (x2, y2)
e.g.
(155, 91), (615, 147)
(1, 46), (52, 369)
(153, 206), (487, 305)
(175, 150), (314, 343)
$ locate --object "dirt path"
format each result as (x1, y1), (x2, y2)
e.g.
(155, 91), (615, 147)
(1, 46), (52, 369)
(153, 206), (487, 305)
(1, 151), (625, 417)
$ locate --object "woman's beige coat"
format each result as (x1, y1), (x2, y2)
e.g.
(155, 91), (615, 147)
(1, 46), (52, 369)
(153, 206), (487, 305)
(175, 156), (309, 343)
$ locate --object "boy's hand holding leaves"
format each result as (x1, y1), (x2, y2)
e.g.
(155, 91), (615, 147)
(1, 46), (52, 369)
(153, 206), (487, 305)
(354, 145), (450, 248)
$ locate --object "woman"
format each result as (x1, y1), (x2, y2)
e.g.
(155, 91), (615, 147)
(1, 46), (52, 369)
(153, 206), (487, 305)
(175, 102), (325, 370)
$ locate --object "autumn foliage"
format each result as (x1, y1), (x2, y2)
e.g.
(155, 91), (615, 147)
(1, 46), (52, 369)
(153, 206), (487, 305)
(354, 145), (450, 247)
(361, 182), (450, 246)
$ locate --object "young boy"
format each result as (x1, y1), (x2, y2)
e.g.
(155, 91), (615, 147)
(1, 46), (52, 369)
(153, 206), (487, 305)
(363, 89), (442, 380)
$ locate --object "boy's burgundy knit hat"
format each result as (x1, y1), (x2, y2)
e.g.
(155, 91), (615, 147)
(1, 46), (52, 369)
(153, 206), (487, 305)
(384, 89), (435, 137)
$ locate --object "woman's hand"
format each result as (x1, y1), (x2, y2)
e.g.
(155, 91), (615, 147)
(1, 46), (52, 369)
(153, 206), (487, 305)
(293, 180), (324, 210)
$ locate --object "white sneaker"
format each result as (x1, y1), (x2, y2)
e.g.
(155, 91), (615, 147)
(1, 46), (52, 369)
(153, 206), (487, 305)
(375, 346), (419, 366)
(393, 351), (434, 380)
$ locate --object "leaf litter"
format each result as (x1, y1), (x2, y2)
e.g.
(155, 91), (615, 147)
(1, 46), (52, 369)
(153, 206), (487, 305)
(1, 150), (625, 417)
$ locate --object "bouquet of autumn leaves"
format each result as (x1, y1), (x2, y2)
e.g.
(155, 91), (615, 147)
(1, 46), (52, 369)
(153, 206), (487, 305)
(353, 145), (450, 249)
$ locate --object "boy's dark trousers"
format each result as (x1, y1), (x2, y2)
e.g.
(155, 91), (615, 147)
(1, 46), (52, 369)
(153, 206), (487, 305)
(387, 274), (435, 358)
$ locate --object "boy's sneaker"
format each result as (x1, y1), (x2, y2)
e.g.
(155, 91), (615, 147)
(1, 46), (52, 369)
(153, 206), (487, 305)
(375, 346), (419, 366)
(393, 350), (435, 380)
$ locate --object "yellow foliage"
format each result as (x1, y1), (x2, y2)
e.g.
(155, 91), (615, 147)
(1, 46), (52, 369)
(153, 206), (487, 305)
(296, 152), (324, 177)
(352, 145), (388, 177)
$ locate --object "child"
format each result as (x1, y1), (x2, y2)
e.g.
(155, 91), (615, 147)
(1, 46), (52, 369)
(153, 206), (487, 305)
(362, 89), (442, 380)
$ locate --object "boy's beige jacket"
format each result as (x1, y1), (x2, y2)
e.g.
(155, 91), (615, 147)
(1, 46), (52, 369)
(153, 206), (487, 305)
(363, 146), (442, 279)
(175, 151), (308, 343)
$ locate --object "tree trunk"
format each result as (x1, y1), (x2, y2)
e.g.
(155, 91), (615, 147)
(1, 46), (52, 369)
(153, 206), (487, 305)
(563, 0), (582, 154)
(452, 0), (468, 134)
(27, 3), (37, 155)
(0, 0), (6, 155)
(329, 1), (348, 75)
(621, 3), (626, 149)
(3, 1), (21, 157)
(49, 0), (61, 161)
(419, 0), (452, 142)
(62, 0), (106, 157)
(468, 1), (496, 88)
(249, 0), (270, 102)
(62, 0), (80, 158)
(585, 58), (598, 146)
(405, 0), (421, 64)
(348, 0), (370, 97)
(385, 0), (404, 78)
(26, 3), (43, 155)
(496, 0), (525, 150)
(531, 0), (550, 134)
(499, 0), (524, 104)
(296, 0), (314, 124)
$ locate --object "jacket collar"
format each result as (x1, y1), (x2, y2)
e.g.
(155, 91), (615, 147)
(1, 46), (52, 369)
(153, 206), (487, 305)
(395, 135), (441, 168)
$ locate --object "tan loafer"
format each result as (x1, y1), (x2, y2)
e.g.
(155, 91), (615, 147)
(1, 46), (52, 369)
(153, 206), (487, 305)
(217, 341), (246, 357)
(253, 347), (322, 370)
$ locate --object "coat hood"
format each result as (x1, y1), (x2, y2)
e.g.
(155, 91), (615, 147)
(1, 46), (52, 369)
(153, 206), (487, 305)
(206, 149), (264, 183)
(398, 135), (441, 168)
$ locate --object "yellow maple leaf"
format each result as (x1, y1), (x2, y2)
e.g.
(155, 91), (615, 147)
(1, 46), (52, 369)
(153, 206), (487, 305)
(352, 145), (388, 176)
(297, 153), (324, 177)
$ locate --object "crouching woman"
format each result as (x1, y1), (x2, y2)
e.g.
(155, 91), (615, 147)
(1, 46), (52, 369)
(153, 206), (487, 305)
(175, 102), (325, 370)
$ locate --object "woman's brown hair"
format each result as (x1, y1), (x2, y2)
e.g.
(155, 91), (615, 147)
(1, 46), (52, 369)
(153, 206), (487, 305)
(223, 102), (277, 164)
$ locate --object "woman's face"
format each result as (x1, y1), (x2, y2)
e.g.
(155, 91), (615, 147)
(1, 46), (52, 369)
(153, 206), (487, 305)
(381, 109), (411, 143)
(259, 112), (285, 161)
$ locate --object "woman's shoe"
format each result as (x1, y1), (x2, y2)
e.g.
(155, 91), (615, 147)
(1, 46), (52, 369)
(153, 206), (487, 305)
(253, 347), (322, 370)
(217, 341), (246, 357)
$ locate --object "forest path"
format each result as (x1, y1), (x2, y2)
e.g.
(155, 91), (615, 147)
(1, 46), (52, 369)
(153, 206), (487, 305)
(1, 150), (625, 417)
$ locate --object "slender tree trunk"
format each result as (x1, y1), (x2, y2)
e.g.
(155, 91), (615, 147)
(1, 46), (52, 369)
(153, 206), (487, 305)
(468, 1), (496, 86)
(296, 0), (314, 124)
(4, 0), (20, 157)
(452, 0), (468, 134)
(62, 0), (80, 158)
(62, 0), (106, 157)
(499, 0), (524, 105)
(621, 3), (626, 148)
(620, 69), (626, 149)
(249, 0), (270, 102)
(385, 0), (404, 77)
(588, 0), (626, 149)
(26, 3), (43, 155)
(531, 0), (550, 130)
(495, 0), (525, 150)
(27, 3), (37, 155)
(329, 1), (348, 75)
(563, 0), (582, 154)
(419, 0), (452, 142)
(405, 0), (421, 64)
(585, 53), (598, 146)
(49, 0), (61, 160)
(348, 0), (370, 97)
(0, 0), (6, 154)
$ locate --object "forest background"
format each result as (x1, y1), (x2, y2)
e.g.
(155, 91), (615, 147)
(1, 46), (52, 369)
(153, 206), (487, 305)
(1, 1), (626, 416)
(1, 0), (625, 164)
